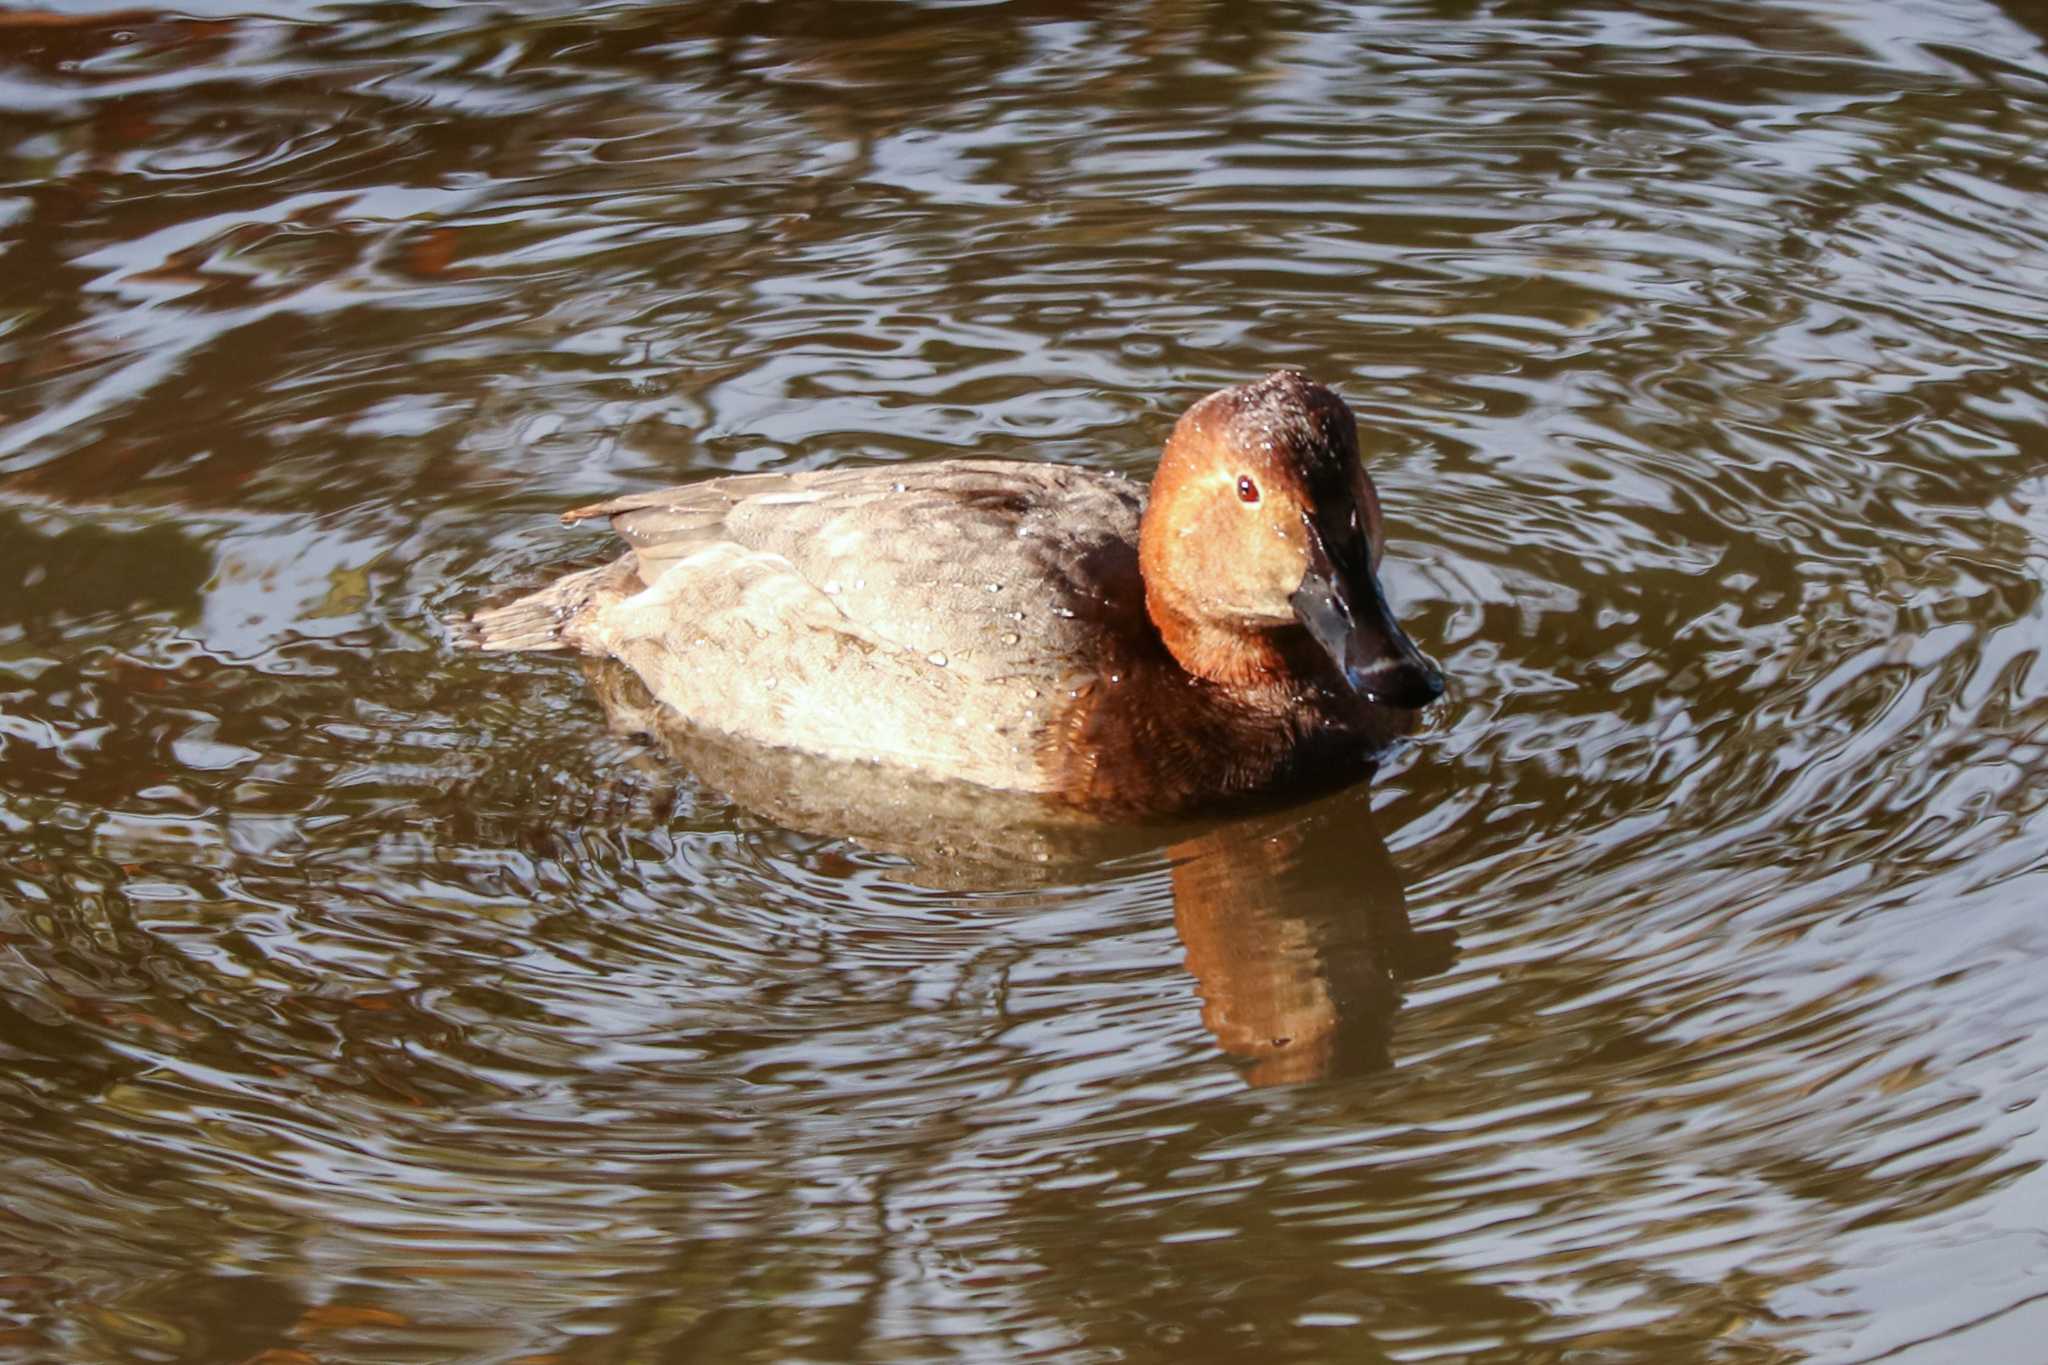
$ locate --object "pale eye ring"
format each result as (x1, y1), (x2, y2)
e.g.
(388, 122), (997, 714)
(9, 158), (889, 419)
(1236, 475), (1260, 503)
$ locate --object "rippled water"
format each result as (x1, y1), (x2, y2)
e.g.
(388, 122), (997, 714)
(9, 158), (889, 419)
(4, 2), (2048, 1360)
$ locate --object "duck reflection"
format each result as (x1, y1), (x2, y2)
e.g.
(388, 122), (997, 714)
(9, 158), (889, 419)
(1169, 799), (1454, 1086)
(584, 661), (1453, 1085)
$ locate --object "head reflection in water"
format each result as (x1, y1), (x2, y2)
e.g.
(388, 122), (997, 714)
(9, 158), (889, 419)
(1168, 798), (1455, 1086)
(578, 662), (1454, 1087)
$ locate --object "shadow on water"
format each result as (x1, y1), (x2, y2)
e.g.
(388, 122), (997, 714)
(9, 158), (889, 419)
(0, 509), (212, 633)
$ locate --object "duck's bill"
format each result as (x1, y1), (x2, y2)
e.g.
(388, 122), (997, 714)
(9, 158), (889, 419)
(1290, 519), (1446, 709)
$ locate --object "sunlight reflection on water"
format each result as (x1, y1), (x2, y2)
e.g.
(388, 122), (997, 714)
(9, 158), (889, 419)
(3, 2), (2048, 1361)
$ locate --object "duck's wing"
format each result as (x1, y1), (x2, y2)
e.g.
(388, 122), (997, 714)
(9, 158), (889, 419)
(562, 469), (801, 584)
(568, 461), (1150, 681)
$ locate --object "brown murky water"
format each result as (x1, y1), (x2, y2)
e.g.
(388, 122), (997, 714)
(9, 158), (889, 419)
(4, 2), (2048, 1360)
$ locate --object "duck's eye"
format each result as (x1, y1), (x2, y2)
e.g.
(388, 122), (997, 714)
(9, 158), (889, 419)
(1236, 475), (1260, 504)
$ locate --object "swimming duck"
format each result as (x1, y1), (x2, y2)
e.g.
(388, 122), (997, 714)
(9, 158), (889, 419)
(456, 369), (1444, 816)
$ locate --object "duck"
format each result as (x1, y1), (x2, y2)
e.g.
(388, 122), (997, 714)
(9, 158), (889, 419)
(454, 369), (1445, 817)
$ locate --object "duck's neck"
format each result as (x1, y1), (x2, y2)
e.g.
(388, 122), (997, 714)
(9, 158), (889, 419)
(1047, 598), (1385, 817)
(1144, 593), (1306, 703)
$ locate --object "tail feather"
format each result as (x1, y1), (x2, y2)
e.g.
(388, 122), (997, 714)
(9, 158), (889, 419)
(448, 558), (634, 653)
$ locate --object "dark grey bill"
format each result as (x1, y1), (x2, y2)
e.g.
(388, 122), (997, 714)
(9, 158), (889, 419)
(1289, 513), (1446, 708)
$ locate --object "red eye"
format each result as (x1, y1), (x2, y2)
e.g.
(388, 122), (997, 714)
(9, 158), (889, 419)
(1237, 475), (1259, 503)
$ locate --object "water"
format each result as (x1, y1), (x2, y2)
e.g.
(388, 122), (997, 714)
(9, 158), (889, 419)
(4, 1), (2048, 1359)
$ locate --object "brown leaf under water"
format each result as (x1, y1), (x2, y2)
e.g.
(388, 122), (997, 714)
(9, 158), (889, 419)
(0, 10), (157, 27)
(288, 1303), (410, 1337)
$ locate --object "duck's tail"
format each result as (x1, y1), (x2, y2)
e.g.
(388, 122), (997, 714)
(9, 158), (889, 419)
(446, 557), (634, 653)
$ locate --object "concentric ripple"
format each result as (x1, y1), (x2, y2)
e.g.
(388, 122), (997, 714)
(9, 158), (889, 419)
(3, 2), (2048, 1361)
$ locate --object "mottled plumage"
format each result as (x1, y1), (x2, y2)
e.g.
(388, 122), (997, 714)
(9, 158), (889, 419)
(456, 371), (1443, 816)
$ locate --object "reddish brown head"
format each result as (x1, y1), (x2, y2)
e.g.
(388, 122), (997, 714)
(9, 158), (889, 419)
(1138, 370), (1444, 707)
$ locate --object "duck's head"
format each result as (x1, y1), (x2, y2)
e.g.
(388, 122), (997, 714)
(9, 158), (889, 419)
(1138, 369), (1445, 709)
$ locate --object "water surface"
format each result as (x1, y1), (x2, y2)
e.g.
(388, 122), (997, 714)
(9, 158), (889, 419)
(4, 2), (2048, 1360)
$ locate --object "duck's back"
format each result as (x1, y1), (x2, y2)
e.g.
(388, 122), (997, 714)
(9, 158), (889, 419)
(464, 460), (1152, 793)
